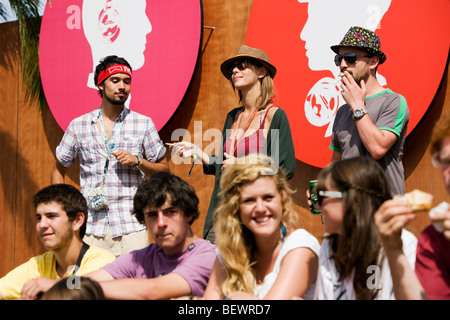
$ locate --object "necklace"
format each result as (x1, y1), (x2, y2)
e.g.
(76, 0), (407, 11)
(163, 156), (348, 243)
(229, 107), (258, 156)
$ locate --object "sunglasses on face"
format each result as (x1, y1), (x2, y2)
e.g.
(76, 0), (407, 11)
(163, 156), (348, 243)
(227, 59), (262, 78)
(334, 52), (372, 66)
(227, 60), (249, 78)
(317, 190), (343, 206)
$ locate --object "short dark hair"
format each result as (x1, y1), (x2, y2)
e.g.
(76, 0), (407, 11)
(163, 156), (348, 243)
(32, 184), (88, 238)
(132, 172), (200, 225)
(94, 55), (132, 96)
(41, 277), (105, 300)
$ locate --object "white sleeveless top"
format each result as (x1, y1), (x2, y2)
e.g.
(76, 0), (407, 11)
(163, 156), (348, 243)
(252, 229), (321, 299)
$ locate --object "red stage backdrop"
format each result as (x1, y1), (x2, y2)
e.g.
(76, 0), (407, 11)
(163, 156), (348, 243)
(247, 0), (450, 168)
(39, 0), (202, 132)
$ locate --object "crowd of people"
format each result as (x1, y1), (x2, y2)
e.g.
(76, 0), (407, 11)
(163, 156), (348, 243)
(0, 26), (449, 300)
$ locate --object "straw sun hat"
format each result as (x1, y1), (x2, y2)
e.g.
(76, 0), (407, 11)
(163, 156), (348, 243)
(220, 45), (277, 79)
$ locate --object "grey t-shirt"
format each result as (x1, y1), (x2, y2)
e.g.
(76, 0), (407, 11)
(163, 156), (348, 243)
(330, 89), (409, 196)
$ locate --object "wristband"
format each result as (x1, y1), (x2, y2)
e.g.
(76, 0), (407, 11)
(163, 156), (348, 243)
(133, 155), (141, 170)
(188, 146), (197, 177)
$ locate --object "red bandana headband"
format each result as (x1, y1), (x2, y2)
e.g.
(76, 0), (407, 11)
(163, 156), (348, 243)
(97, 64), (132, 86)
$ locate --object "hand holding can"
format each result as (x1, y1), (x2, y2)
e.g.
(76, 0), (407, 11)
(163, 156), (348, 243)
(309, 180), (322, 215)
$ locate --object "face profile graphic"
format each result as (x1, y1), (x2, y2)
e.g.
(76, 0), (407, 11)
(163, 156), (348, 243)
(298, 0), (391, 137)
(40, 0), (203, 134)
(82, 0), (152, 95)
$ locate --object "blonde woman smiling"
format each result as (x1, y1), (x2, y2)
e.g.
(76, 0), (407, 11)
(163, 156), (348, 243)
(173, 45), (295, 243)
(203, 154), (319, 300)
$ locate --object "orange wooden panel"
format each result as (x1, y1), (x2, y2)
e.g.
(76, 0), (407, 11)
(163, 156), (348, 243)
(0, 1), (449, 277)
(0, 22), (20, 277)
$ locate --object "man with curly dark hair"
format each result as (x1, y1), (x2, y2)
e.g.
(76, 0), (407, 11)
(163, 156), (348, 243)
(87, 172), (216, 299)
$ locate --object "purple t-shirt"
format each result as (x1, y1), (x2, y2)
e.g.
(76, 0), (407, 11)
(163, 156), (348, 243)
(102, 239), (216, 297)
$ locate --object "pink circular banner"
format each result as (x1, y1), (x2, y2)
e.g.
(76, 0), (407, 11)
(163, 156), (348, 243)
(39, 0), (202, 131)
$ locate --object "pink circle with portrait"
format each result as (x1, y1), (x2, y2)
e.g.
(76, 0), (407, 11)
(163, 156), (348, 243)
(39, 0), (202, 131)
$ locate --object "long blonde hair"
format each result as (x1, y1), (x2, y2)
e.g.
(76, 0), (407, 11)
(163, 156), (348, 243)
(213, 153), (301, 296)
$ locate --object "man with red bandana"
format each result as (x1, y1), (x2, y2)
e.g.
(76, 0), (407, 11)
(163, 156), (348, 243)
(51, 55), (169, 257)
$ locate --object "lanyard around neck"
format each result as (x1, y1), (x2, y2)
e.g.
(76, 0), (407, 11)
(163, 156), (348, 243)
(98, 108), (124, 180)
(98, 108), (123, 157)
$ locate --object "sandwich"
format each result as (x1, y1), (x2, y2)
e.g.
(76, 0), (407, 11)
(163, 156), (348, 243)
(394, 189), (433, 212)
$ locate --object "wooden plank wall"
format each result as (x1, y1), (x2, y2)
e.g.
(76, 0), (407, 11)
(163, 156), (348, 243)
(1, 0), (449, 277)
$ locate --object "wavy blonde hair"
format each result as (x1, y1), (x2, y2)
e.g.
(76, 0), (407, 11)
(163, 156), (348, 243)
(213, 153), (301, 296)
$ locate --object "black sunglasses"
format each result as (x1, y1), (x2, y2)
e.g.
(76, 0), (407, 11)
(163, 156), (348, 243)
(227, 60), (249, 78)
(334, 52), (372, 66)
(227, 59), (262, 78)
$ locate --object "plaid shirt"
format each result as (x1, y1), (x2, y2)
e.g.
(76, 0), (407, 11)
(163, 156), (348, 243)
(56, 107), (166, 238)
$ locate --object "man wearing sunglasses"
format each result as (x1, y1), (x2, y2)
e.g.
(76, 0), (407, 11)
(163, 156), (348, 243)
(329, 26), (409, 196)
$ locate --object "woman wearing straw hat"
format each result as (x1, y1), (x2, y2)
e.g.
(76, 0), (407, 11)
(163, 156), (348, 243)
(173, 45), (295, 242)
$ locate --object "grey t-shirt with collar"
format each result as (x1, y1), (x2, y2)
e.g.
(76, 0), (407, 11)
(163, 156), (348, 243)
(330, 88), (409, 196)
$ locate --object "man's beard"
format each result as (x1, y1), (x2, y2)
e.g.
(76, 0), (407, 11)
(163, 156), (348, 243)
(105, 92), (128, 105)
(342, 68), (370, 86)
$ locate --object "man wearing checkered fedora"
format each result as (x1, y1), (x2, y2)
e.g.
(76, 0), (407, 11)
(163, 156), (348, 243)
(329, 26), (409, 196)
